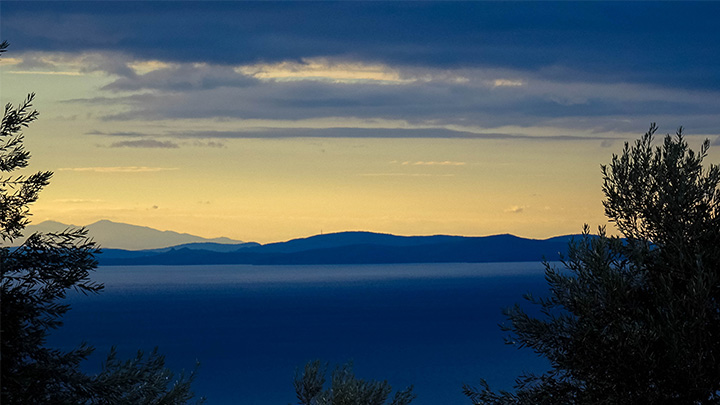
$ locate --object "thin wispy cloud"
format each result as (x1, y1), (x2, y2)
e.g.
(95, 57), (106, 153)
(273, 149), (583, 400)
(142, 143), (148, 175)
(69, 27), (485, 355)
(0, 57), (22, 66)
(84, 127), (615, 142)
(237, 58), (410, 84)
(108, 140), (180, 149)
(8, 70), (84, 76)
(191, 140), (226, 148)
(58, 166), (179, 173)
(237, 57), (471, 85)
(103, 63), (256, 92)
(505, 206), (527, 214)
(87, 130), (149, 137)
(359, 173), (456, 177)
(53, 198), (105, 204)
(127, 60), (174, 75)
(401, 161), (466, 166)
(491, 79), (525, 88)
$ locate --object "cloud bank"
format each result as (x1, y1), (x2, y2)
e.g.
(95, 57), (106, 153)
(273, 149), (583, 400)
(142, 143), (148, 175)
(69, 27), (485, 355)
(4, 2), (719, 90)
(4, 3), (719, 144)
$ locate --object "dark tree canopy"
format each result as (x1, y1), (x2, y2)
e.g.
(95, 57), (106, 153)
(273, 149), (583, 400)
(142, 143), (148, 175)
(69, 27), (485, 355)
(294, 360), (415, 405)
(465, 124), (720, 404)
(0, 42), (202, 404)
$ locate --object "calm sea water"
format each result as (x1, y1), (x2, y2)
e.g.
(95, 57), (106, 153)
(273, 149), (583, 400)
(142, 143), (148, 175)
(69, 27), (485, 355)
(48, 263), (552, 404)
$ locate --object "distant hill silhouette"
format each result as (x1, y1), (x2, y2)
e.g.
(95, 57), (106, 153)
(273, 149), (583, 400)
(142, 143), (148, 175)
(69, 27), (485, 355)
(17, 221), (580, 265)
(98, 231), (579, 266)
(21, 220), (244, 250)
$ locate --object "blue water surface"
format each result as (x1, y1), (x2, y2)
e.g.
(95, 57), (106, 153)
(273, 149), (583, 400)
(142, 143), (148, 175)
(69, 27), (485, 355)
(48, 263), (552, 404)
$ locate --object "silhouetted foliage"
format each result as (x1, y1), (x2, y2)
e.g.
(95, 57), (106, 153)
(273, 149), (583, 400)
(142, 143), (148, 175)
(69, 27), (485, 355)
(0, 43), (202, 404)
(294, 360), (415, 405)
(465, 124), (720, 404)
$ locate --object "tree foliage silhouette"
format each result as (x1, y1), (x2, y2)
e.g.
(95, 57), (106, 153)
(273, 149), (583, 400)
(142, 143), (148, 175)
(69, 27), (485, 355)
(464, 124), (720, 404)
(294, 360), (415, 405)
(0, 41), (202, 404)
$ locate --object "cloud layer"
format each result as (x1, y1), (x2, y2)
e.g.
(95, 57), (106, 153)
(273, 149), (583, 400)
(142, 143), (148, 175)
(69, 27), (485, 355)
(9, 49), (706, 145)
(5, 2), (719, 90)
(4, 2), (718, 147)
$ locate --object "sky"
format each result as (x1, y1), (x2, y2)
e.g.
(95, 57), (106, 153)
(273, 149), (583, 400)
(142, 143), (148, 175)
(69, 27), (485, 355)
(1, 1), (719, 243)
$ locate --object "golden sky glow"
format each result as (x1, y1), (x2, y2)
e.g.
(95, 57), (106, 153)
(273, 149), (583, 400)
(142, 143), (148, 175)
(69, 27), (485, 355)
(3, 3), (719, 244)
(4, 54), (718, 243)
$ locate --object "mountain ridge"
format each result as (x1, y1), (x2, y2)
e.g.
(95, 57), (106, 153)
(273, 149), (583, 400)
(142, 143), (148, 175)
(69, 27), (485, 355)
(14, 220), (580, 265)
(18, 219), (244, 250)
(99, 231), (579, 266)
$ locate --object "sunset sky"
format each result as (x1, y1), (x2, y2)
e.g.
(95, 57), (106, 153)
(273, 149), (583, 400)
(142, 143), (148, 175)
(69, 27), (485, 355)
(2, 2), (719, 243)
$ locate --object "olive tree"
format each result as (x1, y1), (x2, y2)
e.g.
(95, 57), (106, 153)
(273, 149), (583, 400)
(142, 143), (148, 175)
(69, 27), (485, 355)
(465, 124), (720, 404)
(295, 360), (415, 405)
(0, 41), (202, 404)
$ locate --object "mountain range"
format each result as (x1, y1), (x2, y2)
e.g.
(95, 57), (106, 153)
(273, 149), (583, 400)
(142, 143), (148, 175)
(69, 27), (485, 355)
(20, 220), (243, 250)
(17, 220), (577, 266)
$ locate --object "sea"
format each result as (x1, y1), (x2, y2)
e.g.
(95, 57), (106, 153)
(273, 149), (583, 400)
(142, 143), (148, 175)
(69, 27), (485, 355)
(47, 262), (553, 404)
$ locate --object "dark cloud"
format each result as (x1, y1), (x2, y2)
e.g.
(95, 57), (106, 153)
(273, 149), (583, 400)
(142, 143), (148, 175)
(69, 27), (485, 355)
(74, 75), (718, 134)
(98, 136), (226, 149)
(14, 2), (713, 139)
(87, 127), (608, 141)
(191, 141), (226, 148)
(600, 139), (616, 148)
(102, 64), (257, 92)
(4, 2), (719, 90)
(63, 93), (157, 106)
(88, 130), (147, 137)
(108, 140), (179, 149)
